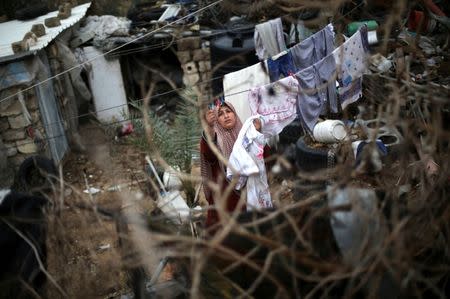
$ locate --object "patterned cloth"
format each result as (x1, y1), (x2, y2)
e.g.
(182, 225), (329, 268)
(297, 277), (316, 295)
(332, 25), (370, 109)
(248, 76), (298, 137)
(227, 116), (273, 211)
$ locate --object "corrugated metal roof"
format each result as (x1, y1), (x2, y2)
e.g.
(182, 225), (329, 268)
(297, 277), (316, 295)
(0, 2), (91, 63)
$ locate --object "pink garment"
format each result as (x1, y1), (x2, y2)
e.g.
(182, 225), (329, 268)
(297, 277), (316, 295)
(248, 76), (298, 137)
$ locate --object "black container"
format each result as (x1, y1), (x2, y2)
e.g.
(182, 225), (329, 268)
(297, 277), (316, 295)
(210, 20), (259, 96)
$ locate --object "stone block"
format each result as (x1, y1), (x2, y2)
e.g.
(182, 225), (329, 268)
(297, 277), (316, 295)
(4, 142), (17, 157)
(204, 61), (211, 71)
(198, 61), (211, 72)
(16, 138), (38, 154)
(31, 24), (46, 37)
(2, 129), (26, 141)
(192, 49), (206, 61)
(198, 61), (206, 72)
(45, 17), (61, 28)
(0, 118), (10, 131)
(31, 111), (40, 123)
(201, 72), (211, 82)
(176, 51), (191, 64)
(181, 62), (198, 75)
(27, 95), (39, 110)
(9, 154), (27, 168)
(8, 114), (27, 129)
(183, 73), (200, 86)
(0, 99), (22, 117)
(201, 48), (211, 61)
(177, 37), (201, 51)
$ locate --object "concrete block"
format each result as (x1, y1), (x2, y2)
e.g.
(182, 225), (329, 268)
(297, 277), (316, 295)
(2, 129), (26, 141)
(181, 62), (198, 74)
(176, 51), (191, 64)
(8, 115), (27, 129)
(177, 37), (201, 51)
(16, 138), (38, 154)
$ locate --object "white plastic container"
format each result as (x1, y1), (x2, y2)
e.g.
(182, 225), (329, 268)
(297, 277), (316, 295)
(313, 120), (347, 143)
(157, 190), (190, 223)
(145, 156), (189, 224)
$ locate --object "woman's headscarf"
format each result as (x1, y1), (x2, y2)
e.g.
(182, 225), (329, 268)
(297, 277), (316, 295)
(213, 101), (243, 161)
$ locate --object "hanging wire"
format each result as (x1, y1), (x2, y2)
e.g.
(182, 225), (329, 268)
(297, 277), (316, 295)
(0, 0), (225, 105)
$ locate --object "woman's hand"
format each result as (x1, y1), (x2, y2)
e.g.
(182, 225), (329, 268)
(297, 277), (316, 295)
(253, 118), (262, 132)
(206, 110), (216, 127)
(204, 109), (216, 139)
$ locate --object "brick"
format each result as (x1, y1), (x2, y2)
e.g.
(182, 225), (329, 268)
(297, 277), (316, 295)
(176, 51), (191, 64)
(177, 37), (201, 51)
(181, 62), (197, 75)
(2, 129), (26, 141)
(16, 138), (38, 154)
(8, 114), (27, 129)
(0, 99), (22, 117)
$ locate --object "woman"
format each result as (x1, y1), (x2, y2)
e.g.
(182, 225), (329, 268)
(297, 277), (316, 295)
(200, 101), (269, 229)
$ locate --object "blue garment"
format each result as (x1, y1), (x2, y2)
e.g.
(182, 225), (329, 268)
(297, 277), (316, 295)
(295, 54), (337, 133)
(267, 51), (296, 82)
(290, 24), (335, 72)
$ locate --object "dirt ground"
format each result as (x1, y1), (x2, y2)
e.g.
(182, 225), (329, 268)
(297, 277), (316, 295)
(45, 122), (152, 299)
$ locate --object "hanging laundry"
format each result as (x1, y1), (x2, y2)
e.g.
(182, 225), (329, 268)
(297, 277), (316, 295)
(290, 24), (335, 71)
(248, 76), (298, 137)
(227, 116), (273, 211)
(295, 54), (338, 133)
(332, 25), (370, 109)
(223, 61), (270, 122)
(254, 18), (287, 61)
(267, 50), (297, 82)
(288, 20), (313, 45)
